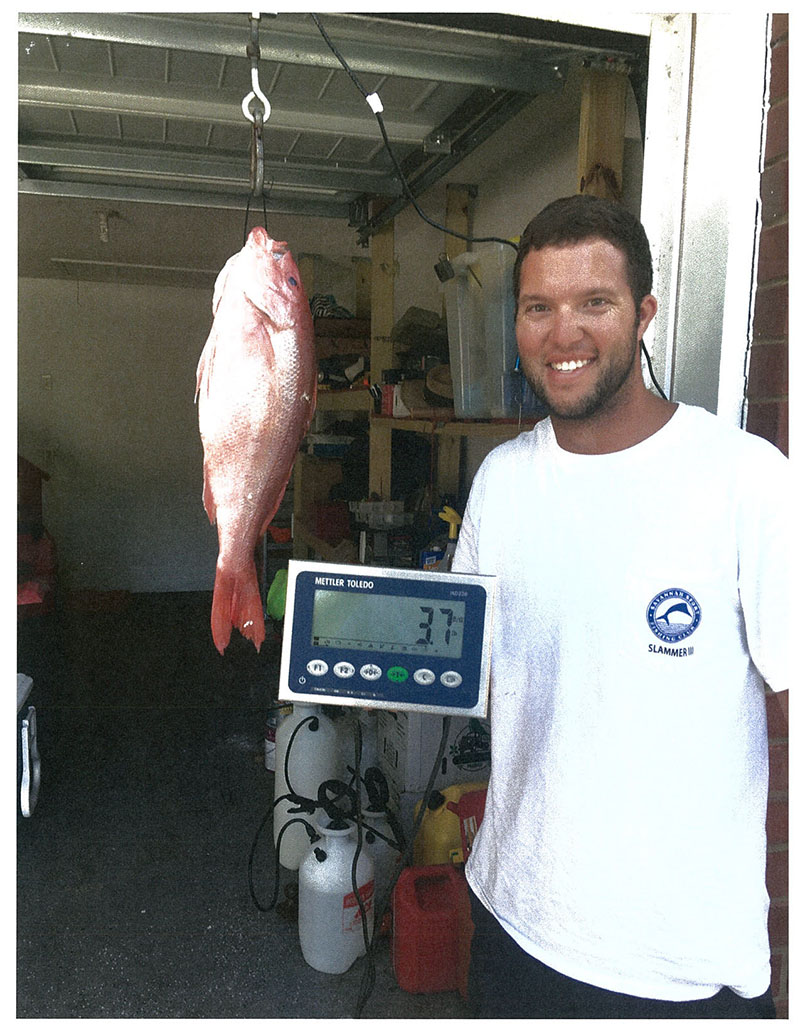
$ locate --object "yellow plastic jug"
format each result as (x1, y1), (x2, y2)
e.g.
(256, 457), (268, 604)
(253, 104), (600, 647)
(413, 781), (488, 866)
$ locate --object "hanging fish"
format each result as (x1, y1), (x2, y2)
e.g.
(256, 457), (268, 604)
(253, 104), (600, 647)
(196, 227), (316, 653)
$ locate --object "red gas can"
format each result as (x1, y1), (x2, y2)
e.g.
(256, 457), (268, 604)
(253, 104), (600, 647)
(391, 864), (473, 997)
(446, 787), (487, 863)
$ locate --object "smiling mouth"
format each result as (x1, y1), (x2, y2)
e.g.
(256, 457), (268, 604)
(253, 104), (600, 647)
(549, 358), (594, 372)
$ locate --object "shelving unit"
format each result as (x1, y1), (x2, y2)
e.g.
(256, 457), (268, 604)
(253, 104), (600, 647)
(286, 48), (632, 566)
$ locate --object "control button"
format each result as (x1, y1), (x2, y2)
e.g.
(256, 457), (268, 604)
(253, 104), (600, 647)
(306, 659), (329, 677)
(360, 663), (382, 681)
(413, 668), (436, 686)
(440, 670), (463, 688)
(387, 666), (409, 683)
(333, 661), (355, 679)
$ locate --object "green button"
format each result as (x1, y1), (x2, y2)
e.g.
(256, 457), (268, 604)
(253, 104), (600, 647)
(387, 666), (409, 683)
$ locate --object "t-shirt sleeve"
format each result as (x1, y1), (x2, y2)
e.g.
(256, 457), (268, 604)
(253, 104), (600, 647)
(737, 441), (792, 692)
(452, 462), (487, 576)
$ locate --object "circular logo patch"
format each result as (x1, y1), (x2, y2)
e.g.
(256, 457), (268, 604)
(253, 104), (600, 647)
(647, 588), (701, 643)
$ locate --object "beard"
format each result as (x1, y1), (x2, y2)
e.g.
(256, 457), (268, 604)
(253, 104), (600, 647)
(523, 327), (641, 421)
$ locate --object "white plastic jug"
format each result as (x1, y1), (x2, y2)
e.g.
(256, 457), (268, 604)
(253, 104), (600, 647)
(273, 704), (339, 870)
(363, 808), (402, 921)
(298, 819), (375, 974)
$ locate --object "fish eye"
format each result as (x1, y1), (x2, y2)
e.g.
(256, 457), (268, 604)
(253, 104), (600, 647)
(288, 276), (298, 287)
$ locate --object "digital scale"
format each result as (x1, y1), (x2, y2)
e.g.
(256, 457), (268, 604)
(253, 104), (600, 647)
(279, 560), (495, 716)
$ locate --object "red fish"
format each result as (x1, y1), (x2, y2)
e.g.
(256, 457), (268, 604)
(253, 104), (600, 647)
(196, 227), (316, 653)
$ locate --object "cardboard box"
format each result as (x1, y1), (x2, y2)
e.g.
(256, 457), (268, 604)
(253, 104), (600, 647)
(377, 710), (490, 806)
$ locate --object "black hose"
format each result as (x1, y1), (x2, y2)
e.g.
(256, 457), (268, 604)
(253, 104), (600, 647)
(354, 714), (452, 1018)
(310, 13), (517, 253)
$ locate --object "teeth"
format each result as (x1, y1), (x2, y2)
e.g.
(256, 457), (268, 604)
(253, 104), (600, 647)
(551, 359), (591, 371)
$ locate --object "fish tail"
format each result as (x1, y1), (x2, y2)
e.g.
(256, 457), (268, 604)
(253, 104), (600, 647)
(210, 564), (265, 655)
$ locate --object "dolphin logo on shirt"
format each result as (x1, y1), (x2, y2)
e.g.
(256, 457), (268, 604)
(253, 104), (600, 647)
(647, 589), (702, 643)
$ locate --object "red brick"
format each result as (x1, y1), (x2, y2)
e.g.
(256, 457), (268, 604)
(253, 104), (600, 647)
(770, 38), (789, 100)
(766, 797), (789, 844)
(745, 400), (789, 456)
(770, 950), (788, 995)
(766, 847), (789, 900)
(757, 221), (788, 283)
(761, 159), (789, 224)
(766, 691), (789, 734)
(768, 901), (789, 945)
(771, 13), (789, 44)
(768, 740), (789, 794)
(764, 98), (789, 163)
(747, 342), (789, 398)
(752, 282), (788, 342)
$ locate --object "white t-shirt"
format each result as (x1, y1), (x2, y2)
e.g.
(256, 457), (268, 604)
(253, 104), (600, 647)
(453, 404), (790, 1001)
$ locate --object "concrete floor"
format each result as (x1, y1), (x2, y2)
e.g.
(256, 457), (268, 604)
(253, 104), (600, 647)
(16, 592), (472, 1019)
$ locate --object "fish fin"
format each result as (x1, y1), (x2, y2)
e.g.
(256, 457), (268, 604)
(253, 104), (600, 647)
(212, 256), (236, 315)
(257, 488), (287, 540)
(195, 336), (216, 403)
(202, 465), (217, 525)
(210, 563), (265, 655)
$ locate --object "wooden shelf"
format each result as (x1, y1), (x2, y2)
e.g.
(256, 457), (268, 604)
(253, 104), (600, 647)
(316, 388), (373, 412)
(369, 414), (540, 439)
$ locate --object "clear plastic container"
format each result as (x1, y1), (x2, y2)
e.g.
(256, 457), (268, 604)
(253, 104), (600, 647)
(444, 252), (489, 418)
(479, 243), (519, 418)
(444, 243), (522, 419)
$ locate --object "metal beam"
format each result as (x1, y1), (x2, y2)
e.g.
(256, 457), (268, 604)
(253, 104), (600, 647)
(19, 142), (402, 197)
(17, 11), (568, 94)
(17, 178), (353, 219)
(18, 69), (430, 144)
(356, 90), (536, 244)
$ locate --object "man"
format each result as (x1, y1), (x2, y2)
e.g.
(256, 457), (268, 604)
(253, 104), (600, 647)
(453, 194), (789, 1019)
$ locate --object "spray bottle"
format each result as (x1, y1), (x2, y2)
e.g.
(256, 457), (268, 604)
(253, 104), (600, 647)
(298, 816), (375, 973)
(432, 505), (461, 572)
(273, 704), (340, 870)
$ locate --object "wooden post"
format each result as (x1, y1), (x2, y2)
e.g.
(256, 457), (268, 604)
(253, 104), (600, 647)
(445, 183), (476, 260)
(297, 254), (316, 299)
(352, 256), (371, 320)
(577, 65), (629, 200)
(368, 210), (395, 499)
(436, 183), (477, 494)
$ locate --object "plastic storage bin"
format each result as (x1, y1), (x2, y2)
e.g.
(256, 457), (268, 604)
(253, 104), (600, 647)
(442, 244), (513, 419)
(444, 244), (545, 420)
(391, 864), (473, 997)
(444, 251), (489, 418)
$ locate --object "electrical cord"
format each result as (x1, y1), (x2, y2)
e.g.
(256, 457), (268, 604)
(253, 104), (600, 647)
(354, 714), (452, 1018)
(641, 342), (669, 400)
(247, 706), (454, 1017)
(310, 13), (518, 254)
(310, 14), (671, 406)
(248, 713), (400, 915)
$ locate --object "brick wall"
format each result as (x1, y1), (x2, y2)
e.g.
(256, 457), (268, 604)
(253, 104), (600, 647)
(747, 14), (789, 456)
(747, 13), (789, 1020)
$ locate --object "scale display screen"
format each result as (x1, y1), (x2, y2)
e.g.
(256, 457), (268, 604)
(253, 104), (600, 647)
(311, 590), (466, 659)
(279, 561), (495, 716)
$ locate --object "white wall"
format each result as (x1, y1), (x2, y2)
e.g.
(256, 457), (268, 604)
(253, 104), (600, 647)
(19, 278), (218, 591)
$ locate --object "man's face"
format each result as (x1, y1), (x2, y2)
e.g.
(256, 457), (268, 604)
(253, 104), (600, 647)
(515, 238), (656, 422)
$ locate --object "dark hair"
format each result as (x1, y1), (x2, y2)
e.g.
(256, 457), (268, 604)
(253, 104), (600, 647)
(513, 194), (653, 311)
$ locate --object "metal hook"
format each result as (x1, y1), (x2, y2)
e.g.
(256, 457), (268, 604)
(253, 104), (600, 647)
(242, 66), (271, 124)
(242, 13), (271, 124)
(250, 117), (265, 196)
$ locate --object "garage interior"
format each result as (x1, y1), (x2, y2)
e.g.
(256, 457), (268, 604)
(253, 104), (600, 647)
(17, 11), (651, 1019)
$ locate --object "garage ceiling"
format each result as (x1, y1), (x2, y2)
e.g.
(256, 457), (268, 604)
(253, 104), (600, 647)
(18, 11), (647, 250)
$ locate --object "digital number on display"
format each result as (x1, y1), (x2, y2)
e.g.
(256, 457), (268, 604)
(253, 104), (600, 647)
(311, 590), (466, 659)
